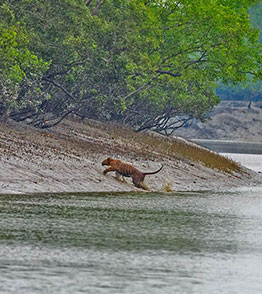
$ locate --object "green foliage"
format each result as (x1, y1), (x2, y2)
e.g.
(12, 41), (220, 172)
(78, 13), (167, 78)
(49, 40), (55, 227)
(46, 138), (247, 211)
(249, 1), (262, 41)
(119, 0), (261, 133)
(0, 0), (261, 132)
(217, 2), (262, 102)
(0, 3), (49, 114)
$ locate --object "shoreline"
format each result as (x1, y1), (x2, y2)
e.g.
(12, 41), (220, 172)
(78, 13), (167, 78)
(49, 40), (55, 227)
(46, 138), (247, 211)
(1, 118), (261, 195)
(192, 139), (262, 154)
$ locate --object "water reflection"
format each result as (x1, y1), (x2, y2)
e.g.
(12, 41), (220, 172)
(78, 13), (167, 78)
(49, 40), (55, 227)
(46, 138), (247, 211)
(0, 191), (262, 293)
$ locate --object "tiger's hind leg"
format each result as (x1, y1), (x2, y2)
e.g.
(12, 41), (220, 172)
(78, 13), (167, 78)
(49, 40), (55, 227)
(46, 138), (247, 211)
(134, 181), (150, 191)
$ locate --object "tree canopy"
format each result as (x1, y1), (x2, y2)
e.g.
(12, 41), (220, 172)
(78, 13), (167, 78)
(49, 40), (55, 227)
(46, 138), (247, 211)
(217, 2), (262, 103)
(0, 0), (261, 134)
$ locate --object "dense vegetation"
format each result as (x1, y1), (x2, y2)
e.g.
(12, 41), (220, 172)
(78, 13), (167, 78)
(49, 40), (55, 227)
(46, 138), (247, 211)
(217, 2), (262, 103)
(1, 0), (262, 134)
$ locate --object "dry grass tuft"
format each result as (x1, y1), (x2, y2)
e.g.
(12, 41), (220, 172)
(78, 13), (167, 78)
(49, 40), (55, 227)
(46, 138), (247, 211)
(162, 181), (173, 192)
(95, 120), (242, 174)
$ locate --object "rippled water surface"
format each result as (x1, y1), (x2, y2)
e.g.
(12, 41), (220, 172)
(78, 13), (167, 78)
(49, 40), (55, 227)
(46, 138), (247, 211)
(1, 190), (262, 294)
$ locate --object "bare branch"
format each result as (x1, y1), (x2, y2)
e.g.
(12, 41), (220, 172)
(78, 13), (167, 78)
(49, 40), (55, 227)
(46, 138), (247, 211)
(121, 74), (161, 101)
(42, 78), (77, 103)
(85, 0), (93, 6)
(40, 109), (74, 128)
(155, 70), (181, 78)
(45, 59), (90, 79)
(86, 0), (105, 15)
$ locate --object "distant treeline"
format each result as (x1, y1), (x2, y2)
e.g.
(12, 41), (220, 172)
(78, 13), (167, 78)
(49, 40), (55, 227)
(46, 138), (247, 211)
(216, 82), (262, 102)
(1, 0), (262, 134)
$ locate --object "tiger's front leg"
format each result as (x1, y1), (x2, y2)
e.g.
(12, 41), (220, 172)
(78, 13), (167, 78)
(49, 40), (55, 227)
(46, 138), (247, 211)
(103, 167), (117, 175)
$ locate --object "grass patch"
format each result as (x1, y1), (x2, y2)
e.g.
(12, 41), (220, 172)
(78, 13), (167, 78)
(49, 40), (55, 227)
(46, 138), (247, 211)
(92, 120), (242, 174)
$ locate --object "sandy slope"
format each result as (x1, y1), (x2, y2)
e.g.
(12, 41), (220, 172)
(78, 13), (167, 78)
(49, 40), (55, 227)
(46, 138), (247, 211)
(0, 118), (261, 194)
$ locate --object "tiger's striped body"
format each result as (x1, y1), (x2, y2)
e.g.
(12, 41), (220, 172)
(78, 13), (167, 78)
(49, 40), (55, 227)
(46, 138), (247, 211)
(102, 157), (163, 190)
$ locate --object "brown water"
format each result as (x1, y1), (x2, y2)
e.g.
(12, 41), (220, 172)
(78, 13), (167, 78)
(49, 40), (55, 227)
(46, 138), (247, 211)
(0, 190), (262, 294)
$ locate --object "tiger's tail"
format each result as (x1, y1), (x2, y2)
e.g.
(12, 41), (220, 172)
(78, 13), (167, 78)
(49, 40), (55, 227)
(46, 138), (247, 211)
(143, 164), (163, 176)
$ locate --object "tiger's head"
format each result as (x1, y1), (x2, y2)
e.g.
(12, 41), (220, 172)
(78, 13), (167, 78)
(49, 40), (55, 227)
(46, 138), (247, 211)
(102, 157), (112, 166)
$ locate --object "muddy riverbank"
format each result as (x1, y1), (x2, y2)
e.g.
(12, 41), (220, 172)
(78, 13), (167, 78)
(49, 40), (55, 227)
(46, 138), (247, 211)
(0, 118), (261, 194)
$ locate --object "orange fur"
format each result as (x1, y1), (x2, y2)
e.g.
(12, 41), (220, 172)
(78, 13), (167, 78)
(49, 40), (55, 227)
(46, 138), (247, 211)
(102, 157), (163, 190)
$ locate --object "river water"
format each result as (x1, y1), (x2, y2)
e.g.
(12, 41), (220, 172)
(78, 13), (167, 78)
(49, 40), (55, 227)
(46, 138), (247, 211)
(1, 141), (262, 294)
(1, 188), (262, 294)
(221, 153), (262, 173)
